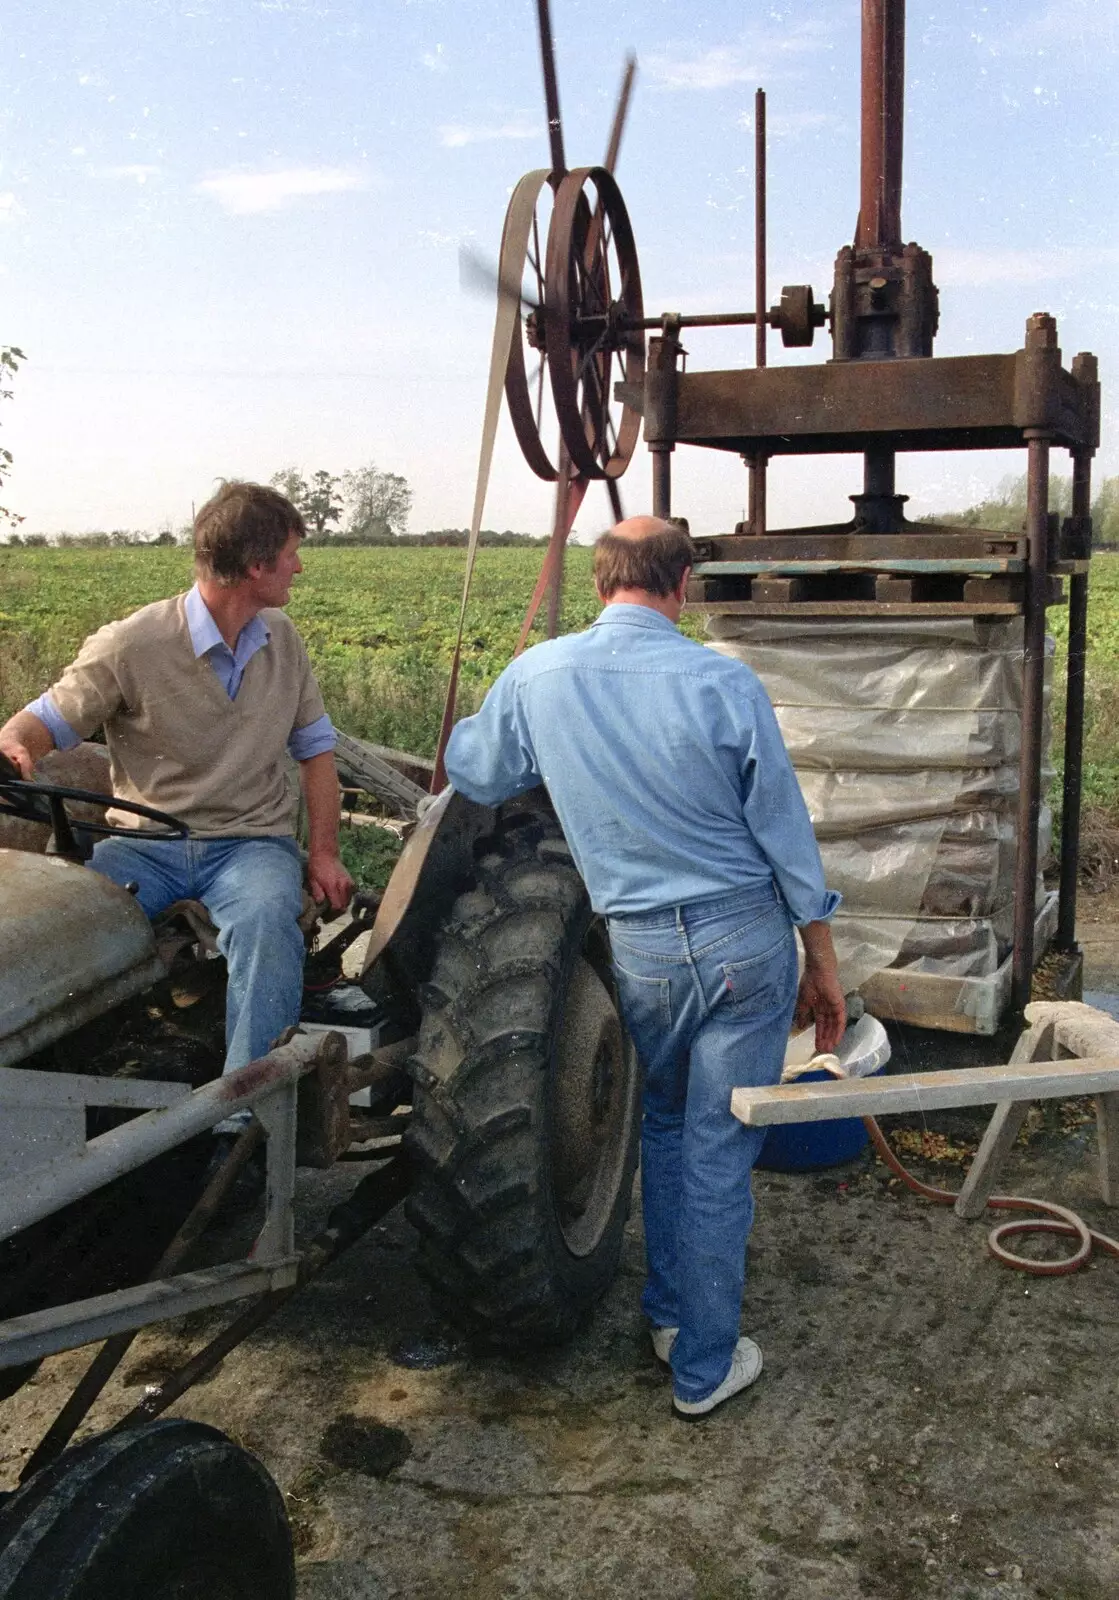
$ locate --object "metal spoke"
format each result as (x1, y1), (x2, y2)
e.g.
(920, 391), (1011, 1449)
(532, 356), (546, 431)
(576, 329), (610, 381)
(530, 210), (545, 298)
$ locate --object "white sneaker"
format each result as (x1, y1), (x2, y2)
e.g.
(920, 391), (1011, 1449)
(650, 1325), (679, 1365)
(672, 1336), (763, 1419)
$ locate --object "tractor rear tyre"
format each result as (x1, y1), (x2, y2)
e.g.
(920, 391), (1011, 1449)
(406, 807), (641, 1347)
(0, 1421), (294, 1600)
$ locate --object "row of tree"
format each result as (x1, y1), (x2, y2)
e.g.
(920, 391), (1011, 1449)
(6, 525), (551, 549)
(925, 472), (1119, 548)
(269, 465), (413, 543)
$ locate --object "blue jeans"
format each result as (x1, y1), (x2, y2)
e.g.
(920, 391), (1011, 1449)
(607, 883), (797, 1404)
(90, 835), (306, 1077)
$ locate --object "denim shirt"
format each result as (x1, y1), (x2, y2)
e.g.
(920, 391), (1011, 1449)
(27, 584), (334, 763)
(445, 603), (841, 924)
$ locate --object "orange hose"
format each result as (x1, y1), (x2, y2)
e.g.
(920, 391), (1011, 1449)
(863, 1115), (1119, 1275)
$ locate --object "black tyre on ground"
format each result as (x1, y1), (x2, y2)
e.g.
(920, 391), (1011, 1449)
(406, 805), (641, 1346)
(0, 1421), (294, 1600)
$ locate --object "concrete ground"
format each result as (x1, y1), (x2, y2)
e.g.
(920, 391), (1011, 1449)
(1, 933), (1117, 1599)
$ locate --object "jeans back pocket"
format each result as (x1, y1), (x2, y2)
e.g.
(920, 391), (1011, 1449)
(611, 958), (673, 1036)
(719, 930), (793, 1018)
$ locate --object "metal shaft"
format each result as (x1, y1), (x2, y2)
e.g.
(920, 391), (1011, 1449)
(1012, 430), (1052, 1010)
(21, 1125), (265, 1480)
(535, 0), (566, 180)
(749, 86), (768, 535)
(856, 0), (905, 249)
(115, 1156), (411, 1430)
(604, 54), (637, 174)
(652, 450), (672, 520)
(755, 88), (767, 373)
(1057, 448), (1093, 950)
(547, 450), (572, 636)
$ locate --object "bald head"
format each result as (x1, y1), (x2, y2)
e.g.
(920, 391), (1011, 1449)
(593, 516), (696, 612)
(609, 515), (676, 544)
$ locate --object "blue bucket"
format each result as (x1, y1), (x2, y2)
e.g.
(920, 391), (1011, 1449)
(756, 1013), (890, 1172)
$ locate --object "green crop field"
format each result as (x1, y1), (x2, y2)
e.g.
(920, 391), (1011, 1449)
(2, 544), (1117, 829)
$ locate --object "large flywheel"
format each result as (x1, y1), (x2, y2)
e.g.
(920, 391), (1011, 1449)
(545, 166), (644, 482)
(499, 162), (644, 483)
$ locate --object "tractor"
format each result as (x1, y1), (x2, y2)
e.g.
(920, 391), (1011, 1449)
(0, 0), (1102, 1589)
(0, 737), (640, 1597)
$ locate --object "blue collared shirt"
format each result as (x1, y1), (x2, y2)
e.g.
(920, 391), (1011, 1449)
(27, 584), (335, 762)
(445, 603), (840, 923)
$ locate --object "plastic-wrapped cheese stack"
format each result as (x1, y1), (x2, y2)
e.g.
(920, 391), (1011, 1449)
(706, 617), (1053, 991)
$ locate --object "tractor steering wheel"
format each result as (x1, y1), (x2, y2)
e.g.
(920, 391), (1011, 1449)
(0, 750), (189, 857)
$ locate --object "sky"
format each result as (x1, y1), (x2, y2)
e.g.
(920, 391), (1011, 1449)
(1, 0), (1116, 542)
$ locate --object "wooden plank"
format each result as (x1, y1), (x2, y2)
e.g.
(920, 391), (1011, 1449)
(962, 576), (1023, 605)
(730, 1055), (1119, 1128)
(697, 533), (1026, 563)
(953, 1018), (1056, 1219)
(962, 575), (1063, 605)
(875, 576), (915, 602)
(953, 1101), (1032, 1219)
(686, 601), (1023, 618)
(750, 576), (807, 603)
(1095, 1093), (1119, 1207)
(691, 558), (1023, 576)
(856, 893), (1059, 1036)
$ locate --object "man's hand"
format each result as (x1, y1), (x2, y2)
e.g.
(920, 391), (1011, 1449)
(795, 919), (847, 1055)
(0, 710), (56, 778)
(794, 965), (847, 1055)
(0, 737), (35, 780)
(307, 850), (354, 914)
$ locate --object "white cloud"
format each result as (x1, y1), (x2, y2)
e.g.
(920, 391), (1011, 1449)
(648, 47), (758, 91)
(422, 43), (447, 73)
(986, 0), (1118, 56)
(646, 21), (831, 91)
(737, 108), (837, 139)
(439, 119), (540, 149)
(194, 166), (366, 214)
(418, 228), (473, 248)
(935, 244), (1119, 287)
(0, 193), (20, 224)
(101, 164), (161, 184)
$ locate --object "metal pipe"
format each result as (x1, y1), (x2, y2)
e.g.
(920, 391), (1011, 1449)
(116, 1155), (411, 1429)
(0, 1032), (336, 1244)
(750, 86), (769, 535)
(856, 0), (905, 249)
(603, 53), (637, 174)
(1057, 448), (1093, 950)
(651, 450), (672, 520)
(1011, 430), (1052, 1010)
(20, 1124), (266, 1480)
(755, 88), (767, 373)
(535, 0), (566, 180)
(547, 447), (573, 638)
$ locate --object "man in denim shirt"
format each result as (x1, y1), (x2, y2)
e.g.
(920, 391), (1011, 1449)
(445, 516), (845, 1418)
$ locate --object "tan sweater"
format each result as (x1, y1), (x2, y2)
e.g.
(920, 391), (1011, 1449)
(49, 595), (327, 837)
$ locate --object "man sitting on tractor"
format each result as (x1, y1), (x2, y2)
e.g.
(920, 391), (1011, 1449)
(0, 481), (353, 1116)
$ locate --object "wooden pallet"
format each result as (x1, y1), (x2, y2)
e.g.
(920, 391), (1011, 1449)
(687, 574), (1065, 614)
(685, 529), (1071, 617)
(852, 894), (1059, 1035)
